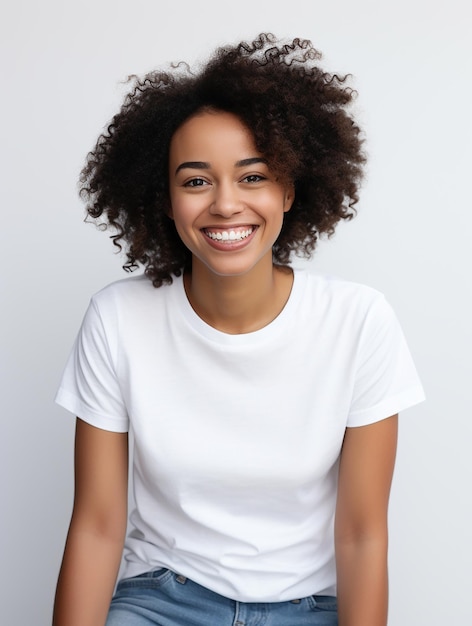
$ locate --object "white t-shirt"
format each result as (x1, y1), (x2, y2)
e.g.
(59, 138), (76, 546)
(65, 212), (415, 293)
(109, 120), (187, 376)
(55, 268), (425, 602)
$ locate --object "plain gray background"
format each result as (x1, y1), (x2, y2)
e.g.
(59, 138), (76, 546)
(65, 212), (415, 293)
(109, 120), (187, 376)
(1, 1), (470, 624)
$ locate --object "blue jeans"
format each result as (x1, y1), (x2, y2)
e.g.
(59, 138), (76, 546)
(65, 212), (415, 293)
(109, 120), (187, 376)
(105, 569), (338, 626)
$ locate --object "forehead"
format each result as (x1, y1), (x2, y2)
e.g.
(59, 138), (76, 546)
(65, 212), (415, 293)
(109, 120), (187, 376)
(169, 110), (258, 162)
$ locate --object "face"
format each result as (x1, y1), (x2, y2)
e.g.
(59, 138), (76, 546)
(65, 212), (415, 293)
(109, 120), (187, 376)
(168, 110), (293, 279)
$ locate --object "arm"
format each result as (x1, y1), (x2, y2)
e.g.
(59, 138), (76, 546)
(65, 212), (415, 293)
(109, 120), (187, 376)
(53, 418), (129, 626)
(335, 415), (398, 626)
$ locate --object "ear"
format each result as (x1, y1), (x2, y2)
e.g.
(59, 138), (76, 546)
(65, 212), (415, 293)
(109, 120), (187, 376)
(165, 200), (174, 220)
(283, 184), (295, 213)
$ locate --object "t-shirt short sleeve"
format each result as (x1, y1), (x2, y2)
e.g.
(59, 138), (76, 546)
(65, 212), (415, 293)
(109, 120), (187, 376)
(347, 294), (425, 427)
(55, 296), (129, 432)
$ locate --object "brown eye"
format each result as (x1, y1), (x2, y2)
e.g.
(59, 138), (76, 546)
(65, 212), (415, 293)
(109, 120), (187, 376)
(184, 178), (208, 187)
(242, 174), (265, 183)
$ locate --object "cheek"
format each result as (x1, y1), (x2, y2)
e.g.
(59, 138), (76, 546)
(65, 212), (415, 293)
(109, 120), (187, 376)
(171, 217), (195, 254)
(168, 198), (191, 226)
(168, 201), (201, 249)
(264, 192), (291, 223)
(169, 192), (205, 222)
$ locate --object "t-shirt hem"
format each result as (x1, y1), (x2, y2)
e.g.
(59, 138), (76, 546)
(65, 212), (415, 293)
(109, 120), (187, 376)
(119, 559), (336, 603)
(55, 387), (129, 433)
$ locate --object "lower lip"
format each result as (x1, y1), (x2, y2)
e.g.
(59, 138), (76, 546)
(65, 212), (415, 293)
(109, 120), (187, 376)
(201, 228), (258, 251)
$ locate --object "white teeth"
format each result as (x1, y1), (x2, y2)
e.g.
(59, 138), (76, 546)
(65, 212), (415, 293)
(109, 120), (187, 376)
(205, 228), (254, 242)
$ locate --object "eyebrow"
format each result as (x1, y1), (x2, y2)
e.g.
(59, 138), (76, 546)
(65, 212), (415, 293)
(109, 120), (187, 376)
(174, 157), (268, 175)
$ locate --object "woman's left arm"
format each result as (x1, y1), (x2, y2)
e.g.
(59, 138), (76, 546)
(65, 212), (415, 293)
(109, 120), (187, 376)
(335, 415), (398, 626)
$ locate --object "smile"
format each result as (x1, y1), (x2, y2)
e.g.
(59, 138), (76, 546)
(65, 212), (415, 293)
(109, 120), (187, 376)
(203, 227), (255, 242)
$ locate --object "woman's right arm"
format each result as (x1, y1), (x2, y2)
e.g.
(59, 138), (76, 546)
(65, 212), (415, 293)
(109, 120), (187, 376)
(53, 418), (129, 626)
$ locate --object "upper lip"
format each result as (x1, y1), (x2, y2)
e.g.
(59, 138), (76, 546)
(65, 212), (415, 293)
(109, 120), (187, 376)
(202, 224), (256, 230)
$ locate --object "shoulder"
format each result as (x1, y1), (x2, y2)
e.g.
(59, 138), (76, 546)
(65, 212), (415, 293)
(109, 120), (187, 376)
(92, 273), (154, 301)
(297, 268), (390, 319)
(80, 273), (183, 337)
(90, 272), (180, 311)
(292, 269), (404, 351)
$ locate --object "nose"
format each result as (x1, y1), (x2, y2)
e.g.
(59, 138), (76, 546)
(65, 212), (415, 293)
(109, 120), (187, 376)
(209, 181), (243, 218)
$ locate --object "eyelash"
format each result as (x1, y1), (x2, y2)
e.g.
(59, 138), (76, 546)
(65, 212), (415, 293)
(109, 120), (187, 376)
(242, 174), (265, 183)
(184, 178), (208, 187)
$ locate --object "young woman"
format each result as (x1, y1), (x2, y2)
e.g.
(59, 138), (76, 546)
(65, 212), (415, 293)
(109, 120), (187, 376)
(53, 33), (425, 626)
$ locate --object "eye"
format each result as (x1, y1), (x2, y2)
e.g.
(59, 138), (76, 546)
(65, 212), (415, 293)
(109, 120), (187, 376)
(184, 178), (209, 188)
(242, 174), (266, 183)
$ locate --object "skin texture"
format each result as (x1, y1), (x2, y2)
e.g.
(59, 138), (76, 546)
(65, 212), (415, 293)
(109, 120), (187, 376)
(169, 110), (294, 334)
(52, 419), (128, 626)
(335, 415), (398, 626)
(54, 110), (395, 626)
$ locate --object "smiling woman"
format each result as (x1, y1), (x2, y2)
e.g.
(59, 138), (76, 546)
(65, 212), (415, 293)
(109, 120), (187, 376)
(53, 33), (425, 626)
(168, 109), (295, 331)
(79, 33), (365, 288)
(169, 110), (293, 288)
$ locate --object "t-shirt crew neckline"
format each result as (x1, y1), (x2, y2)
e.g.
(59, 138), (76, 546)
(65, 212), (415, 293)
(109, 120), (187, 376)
(174, 268), (306, 346)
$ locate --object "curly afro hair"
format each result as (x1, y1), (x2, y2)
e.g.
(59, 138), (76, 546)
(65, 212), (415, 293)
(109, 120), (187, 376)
(80, 33), (366, 287)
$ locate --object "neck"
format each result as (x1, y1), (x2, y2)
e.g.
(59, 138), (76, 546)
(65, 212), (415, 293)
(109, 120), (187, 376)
(184, 257), (293, 334)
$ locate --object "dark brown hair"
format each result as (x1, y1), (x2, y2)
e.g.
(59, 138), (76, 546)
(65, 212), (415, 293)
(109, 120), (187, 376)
(80, 33), (366, 286)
